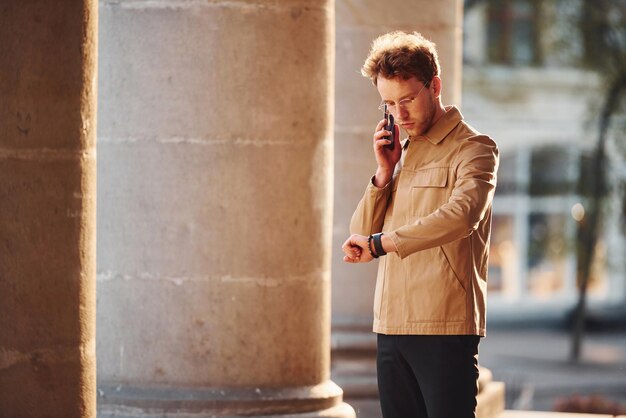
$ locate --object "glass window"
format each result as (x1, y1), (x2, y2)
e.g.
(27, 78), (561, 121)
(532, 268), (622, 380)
(529, 145), (578, 196)
(487, 0), (542, 66)
(494, 152), (519, 195)
(489, 214), (517, 294)
(577, 151), (610, 197)
(527, 213), (569, 297)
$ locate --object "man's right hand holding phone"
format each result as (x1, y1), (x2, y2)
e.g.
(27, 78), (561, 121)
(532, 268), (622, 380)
(372, 118), (401, 188)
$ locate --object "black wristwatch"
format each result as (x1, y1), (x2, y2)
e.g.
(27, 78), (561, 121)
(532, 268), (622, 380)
(372, 233), (387, 257)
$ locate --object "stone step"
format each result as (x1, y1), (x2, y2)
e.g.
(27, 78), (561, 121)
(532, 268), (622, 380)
(500, 410), (615, 418)
(478, 381), (506, 418)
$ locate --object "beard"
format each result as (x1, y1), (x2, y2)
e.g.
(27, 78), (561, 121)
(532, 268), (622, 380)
(402, 98), (437, 138)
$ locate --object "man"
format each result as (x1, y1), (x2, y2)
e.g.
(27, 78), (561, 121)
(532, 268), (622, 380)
(342, 31), (499, 418)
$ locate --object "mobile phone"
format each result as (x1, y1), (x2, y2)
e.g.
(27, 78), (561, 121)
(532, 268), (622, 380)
(383, 105), (395, 150)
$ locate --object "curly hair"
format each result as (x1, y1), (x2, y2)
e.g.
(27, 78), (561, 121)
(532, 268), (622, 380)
(361, 31), (440, 86)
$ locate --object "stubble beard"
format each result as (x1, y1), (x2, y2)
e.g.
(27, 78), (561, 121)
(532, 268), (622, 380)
(406, 100), (437, 139)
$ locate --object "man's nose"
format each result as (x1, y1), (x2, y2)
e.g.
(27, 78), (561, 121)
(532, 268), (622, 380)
(398, 106), (409, 119)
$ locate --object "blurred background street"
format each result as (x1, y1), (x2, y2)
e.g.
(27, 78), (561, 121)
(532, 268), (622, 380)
(341, 324), (626, 418)
(481, 325), (626, 412)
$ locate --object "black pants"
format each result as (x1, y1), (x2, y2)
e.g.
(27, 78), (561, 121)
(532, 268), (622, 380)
(377, 334), (480, 418)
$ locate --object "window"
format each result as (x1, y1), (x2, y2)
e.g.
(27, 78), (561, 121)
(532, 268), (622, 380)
(527, 212), (569, 298)
(487, 0), (543, 66)
(489, 214), (516, 294)
(529, 145), (578, 196)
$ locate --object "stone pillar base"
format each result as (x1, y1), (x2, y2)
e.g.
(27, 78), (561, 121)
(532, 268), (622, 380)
(99, 404), (355, 418)
(98, 380), (355, 418)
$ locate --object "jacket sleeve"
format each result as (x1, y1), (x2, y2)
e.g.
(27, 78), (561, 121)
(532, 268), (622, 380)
(387, 135), (499, 259)
(349, 176), (393, 236)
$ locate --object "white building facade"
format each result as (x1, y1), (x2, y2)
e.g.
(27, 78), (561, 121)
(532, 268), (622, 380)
(462, 0), (626, 321)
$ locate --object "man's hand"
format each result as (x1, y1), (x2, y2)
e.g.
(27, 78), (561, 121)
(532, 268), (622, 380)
(372, 119), (402, 187)
(341, 234), (374, 263)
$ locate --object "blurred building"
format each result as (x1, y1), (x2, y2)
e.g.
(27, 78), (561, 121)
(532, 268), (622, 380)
(462, 0), (626, 321)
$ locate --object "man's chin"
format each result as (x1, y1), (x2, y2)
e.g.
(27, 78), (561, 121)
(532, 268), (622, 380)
(403, 127), (422, 138)
(399, 122), (424, 137)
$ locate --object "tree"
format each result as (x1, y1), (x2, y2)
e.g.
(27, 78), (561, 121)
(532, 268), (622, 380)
(464, 0), (626, 361)
(570, 0), (626, 362)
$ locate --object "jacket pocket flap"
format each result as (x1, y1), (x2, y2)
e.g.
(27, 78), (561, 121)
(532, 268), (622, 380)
(411, 167), (448, 188)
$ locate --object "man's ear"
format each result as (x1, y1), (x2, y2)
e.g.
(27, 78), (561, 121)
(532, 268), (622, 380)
(431, 76), (442, 99)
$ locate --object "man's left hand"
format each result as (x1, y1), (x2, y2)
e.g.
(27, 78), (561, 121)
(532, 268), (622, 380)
(341, 234), (374, 263)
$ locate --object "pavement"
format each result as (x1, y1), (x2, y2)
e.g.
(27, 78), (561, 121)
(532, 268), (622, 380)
(478, 326), (626, 413)
(344, 326), (626, 417)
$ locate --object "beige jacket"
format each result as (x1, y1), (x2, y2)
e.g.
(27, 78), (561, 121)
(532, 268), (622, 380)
(350, 106), (498, 336)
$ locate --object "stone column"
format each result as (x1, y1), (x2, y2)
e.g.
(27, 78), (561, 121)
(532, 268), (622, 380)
(97, 1), (353, 417)
(0, 2), (98, 418)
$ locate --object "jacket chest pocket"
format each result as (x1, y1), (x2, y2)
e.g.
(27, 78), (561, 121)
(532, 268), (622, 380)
(407, 167), (450, 217)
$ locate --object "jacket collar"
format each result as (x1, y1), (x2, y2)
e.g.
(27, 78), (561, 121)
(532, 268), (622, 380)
(408, 105), (463, 146)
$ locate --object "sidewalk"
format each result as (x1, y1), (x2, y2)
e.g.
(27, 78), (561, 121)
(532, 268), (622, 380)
(500, 411), (621, 418)
(343, 327), (626, 417)
(479, 327), (626, 413)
